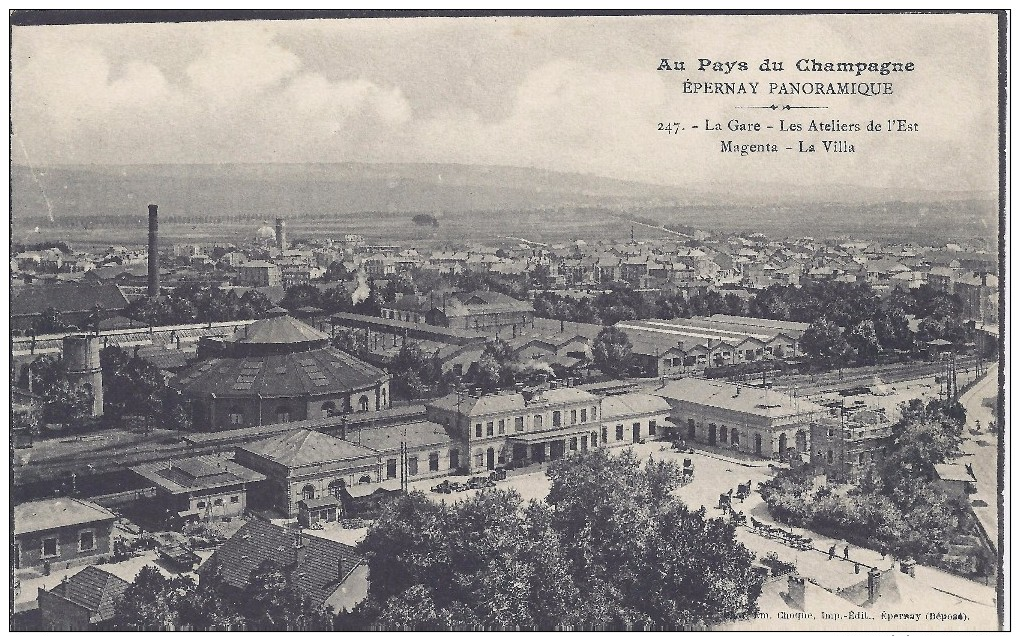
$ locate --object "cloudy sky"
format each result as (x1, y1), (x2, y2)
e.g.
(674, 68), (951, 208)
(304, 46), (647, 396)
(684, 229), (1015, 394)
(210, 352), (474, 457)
(12, 13), (1000, 192)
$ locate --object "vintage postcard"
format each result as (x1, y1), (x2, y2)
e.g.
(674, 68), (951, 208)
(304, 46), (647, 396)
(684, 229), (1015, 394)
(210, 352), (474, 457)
(9, 10), (1006, 631)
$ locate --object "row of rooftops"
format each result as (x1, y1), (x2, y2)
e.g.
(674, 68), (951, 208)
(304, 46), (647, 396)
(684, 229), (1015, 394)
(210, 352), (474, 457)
(616, 315), (809, 358)
(174, 376), (827, 474)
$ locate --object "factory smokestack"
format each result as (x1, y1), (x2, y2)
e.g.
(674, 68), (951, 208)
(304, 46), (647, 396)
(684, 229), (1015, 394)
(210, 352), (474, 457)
(147, 204), (159, 297)
(275, 218), (287, 252)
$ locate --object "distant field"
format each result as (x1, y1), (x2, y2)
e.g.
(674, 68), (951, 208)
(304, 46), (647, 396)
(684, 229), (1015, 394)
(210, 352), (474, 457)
(12, 162), (998, 247)
(15, 209), (655, 248)
(14, 202), (999, 249)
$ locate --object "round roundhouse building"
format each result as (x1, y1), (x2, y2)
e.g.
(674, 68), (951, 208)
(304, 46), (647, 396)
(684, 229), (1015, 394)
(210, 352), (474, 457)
(176, 308), (390, 431)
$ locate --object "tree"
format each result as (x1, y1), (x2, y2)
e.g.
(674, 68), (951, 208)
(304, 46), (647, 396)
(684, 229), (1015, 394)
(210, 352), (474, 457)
(591, 326), (634, 378)
(18, 355), (93, 430)
(801, 317), (853, 366)
(723, 293), (747, 316)
(358, 452), (761, 630)
(463, 340), (521, 391)
(464, 354), (503, 392)
(545, 450), (762, 628)
(389, 342), (444, 399)
(323, 261), (351, 282)
(846, 319), (881, 363)
(174, 563), (245, 630)
(321, 285), (354, 314)
(101, 345), (177, 427)
(412, 214), (440, 227)
(110, 566), (181, 630)
(280, 283), (322, 311)
(874, 307), (913, 350)
(41, 380), (95, 430)
(332, 328), (368, 359)
(238, 289), (274, 319)
(241, 561), (334, 631)
(360, 489), (585, 630)
(31, 307), (74, 334)
(885, 399), (964, 479)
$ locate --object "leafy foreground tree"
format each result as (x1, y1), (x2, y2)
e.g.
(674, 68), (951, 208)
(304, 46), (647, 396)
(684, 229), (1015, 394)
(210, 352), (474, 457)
(359, 450), (763, 629)
(110, 563), (330, 630)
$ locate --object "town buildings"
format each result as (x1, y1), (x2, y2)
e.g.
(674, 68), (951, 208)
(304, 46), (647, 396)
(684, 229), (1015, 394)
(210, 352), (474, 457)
(10, 283), (129, 333)
(237, 260), (282, 287)
(655, 378), (826, 459)
(381, 290), (535, 333)
(37, 566), (129, 630)
(14, 498), (117, 572)
(809, 409), (895, 481)
(130, 455), (266, 523)
(199, 518), (368, 613)
(235, 429), (385, 516)
(599, 392), (672, 447)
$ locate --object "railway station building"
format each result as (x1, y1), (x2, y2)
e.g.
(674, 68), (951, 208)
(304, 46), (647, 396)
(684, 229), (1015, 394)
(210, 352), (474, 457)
(426, 385), (604, 471)
(655, 377), (825, 459)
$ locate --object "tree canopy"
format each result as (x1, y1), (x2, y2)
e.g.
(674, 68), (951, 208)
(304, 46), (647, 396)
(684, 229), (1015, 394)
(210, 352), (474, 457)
(110, 563), (331, 631)
(591, 326), (635, 378)
(759, 397), (979, 573)
(358, 450), (763, 629)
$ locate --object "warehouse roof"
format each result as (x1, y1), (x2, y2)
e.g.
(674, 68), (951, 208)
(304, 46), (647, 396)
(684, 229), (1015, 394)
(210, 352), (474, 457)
(174, 342), (387, 399)
(11, 283), (129, 317)
(225, 309), (328, 347)
(241, 429), (379, 468)
(655, 378), (824, 419)
(131, 456), (265, 494)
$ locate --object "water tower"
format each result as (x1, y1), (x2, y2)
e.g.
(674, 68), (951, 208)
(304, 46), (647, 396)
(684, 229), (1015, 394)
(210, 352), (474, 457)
(62, 335), (103, 417)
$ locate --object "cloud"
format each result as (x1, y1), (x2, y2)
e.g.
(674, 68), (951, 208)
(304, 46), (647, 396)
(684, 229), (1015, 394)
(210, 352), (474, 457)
(10, 15), (999, 193)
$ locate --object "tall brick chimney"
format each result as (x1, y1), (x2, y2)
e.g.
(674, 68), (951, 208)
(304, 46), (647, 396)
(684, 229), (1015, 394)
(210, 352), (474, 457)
(147, 204), (159, 297)
(275, 218), (287, 252)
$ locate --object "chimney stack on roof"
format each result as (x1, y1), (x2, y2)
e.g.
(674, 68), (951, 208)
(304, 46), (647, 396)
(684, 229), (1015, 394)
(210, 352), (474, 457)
(147, 204), (159, 297)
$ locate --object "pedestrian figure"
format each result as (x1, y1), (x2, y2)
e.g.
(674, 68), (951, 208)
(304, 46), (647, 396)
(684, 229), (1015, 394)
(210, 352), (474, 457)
(828, 545), (836, 560)
(880, 546), (887, 560)
(844, 545), (850, 560)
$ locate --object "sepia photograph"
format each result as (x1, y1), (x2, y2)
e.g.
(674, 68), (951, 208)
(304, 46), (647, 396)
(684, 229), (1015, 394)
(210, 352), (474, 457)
(9, 10), (1007, 631)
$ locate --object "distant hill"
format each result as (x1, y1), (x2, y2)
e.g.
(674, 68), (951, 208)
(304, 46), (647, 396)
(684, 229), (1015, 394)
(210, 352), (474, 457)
(12, 162), (997, 240)
(12, 163), (693, 221)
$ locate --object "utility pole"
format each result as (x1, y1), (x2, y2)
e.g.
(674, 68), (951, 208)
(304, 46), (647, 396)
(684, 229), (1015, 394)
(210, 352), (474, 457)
(400, 439), (408, 492)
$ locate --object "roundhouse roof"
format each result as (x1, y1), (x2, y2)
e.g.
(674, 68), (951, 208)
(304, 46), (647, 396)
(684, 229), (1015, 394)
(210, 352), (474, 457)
(175, 345), (387, 398)
(226, 310), (329, 349)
